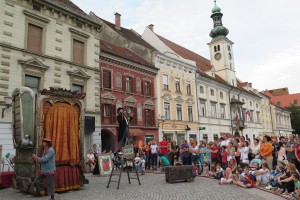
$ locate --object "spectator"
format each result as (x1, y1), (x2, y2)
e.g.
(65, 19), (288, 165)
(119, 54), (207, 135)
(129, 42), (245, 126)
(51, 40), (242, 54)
(250, 139), (261, 160)
(170, 141), (179, 166)
(240, 141), (250, 165)
(86, 149), (95, 171)
(221, 146), (228, 169)
(211, 142), (219, 164)
(180, 140), (190, 165)
(277, 142), (287, 162)
(159, 136), (169, 158)
(254, 163), (270, 187)
(220, 135), (230, 147)
(199, 142), (206, 168)
(260, 135), (273, 170)
(150, 140), (158, 171)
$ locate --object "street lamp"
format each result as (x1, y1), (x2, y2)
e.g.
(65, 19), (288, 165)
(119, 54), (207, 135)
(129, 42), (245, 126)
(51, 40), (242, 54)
(2, 96), (12, 118)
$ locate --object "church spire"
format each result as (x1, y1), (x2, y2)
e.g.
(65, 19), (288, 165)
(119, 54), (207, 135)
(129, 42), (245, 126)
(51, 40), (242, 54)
(209, 0), (229, 40)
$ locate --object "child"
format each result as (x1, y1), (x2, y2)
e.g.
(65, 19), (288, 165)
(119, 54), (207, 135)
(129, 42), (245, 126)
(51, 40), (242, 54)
(210, 163), (223, 179)
(221, 146), (228, 169)
(236, 166), (255, 188)
(140, 157), (145, 175)
(254, 163), (270, 187)
(219, 168), (234, 184)
(292, 173), (300, 199)
(192, 165), (198, 177)
(135, 154), (142, 172)
(201, 162), (210, 177)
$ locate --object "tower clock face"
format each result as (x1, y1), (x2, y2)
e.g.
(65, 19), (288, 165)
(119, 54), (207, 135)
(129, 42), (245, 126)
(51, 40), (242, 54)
(214, 53), (222, 61)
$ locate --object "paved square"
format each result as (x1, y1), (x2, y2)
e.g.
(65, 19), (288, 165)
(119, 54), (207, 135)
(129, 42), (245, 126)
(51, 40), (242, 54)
(1, 173), (284, 200)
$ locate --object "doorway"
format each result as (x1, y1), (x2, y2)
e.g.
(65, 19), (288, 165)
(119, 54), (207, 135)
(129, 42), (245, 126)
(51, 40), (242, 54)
(101, 129), (115, 152)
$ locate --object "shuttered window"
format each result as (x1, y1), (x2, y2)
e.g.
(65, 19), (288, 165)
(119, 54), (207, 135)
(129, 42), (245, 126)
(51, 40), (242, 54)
(73, 39), (84, 65)
(103, 70), (111, 88)
(27, 24), (43, 53)
(25, 75), (39, 93)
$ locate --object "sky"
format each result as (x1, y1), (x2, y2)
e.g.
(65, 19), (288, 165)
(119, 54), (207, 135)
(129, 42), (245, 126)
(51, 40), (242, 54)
(72, 0), (300, 94)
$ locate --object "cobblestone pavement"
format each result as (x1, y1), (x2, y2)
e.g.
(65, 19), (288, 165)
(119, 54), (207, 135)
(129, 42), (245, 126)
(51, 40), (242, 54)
(1, 173), (285, 200)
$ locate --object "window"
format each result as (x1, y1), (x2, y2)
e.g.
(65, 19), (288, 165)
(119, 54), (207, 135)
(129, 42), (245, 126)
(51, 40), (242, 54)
(210, 89), (214, 96)
(145, 109), (151, 125)
(25, 75), (40, 93)
(188, 106), (193, 122)
(211, 103), (216, 118)
(71, 84), (83, 92)
(175, 78), (180, 92)
(220, 104), (225, 119)
(186, 81), (191, 95)
(176, 105), (182, 121)
(214, 46), (217, 52)
(256, 103), (258, 108)
(125, 76), (133, 92)
(250, 110), (254, 122)
(294, 99), (298, 105)
(164, 103), (170, 120)
(217, 45), (220, 51)
(220, 92), (223, 99)
(232, 79), (235, 86)
(104, 104), (111, 117)
(277, 101), (281, 106)
(200, 86), (204, 94)
(227, 45), (231, 51)
(242, 99), (245, 103)
(200, 101), (206, 116)
(250, 101), (252, 106)
(144, 81), (150, 96)
(213, 134), (219, 140)
(27, 24), (43, 53)
(73, 39), (84, 65)
(203, 134), (208, 140)
(102, 70), (111, 88)
(256, 112), (260, 123)
(163, 74), (169, 90)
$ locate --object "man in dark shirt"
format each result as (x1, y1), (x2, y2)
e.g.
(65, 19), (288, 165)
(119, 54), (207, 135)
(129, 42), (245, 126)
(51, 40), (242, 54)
(180, 140), (190, 165)
(117, 107), (132, 150)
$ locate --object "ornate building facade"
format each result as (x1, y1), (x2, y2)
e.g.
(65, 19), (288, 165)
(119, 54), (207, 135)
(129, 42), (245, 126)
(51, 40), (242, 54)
(0, 0), (102, 155)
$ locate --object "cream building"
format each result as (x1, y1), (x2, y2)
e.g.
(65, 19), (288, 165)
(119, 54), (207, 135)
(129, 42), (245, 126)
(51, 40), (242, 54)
(271, 104), (293, 137)
(259, 92), (274, 135)
(142, 25), (199, 144)
(0, 0), (102, 155)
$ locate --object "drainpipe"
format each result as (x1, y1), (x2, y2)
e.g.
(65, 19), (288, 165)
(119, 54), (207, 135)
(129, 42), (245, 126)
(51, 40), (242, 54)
(228, 87), (234, 135)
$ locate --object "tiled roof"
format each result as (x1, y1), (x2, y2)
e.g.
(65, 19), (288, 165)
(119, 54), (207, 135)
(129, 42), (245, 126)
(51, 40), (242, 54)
(47, 0), (87, 16)
(100, 40), (156, 69)
(156, 35), (212, 72)
(90, 12), (155, 51)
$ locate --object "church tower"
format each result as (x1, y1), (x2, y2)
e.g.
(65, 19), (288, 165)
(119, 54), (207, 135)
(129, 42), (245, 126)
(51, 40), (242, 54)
(208, 0), (236, 86)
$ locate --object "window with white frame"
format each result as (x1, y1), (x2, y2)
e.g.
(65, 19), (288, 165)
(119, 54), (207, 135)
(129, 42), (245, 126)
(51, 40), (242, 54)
(200, 101), (206, 116)
(256, 111), (260, 123)
(210, 89), (214, 96)
(186, 81), (191, 95)
(200, 86), (204, 94)
(164, 102), (170, 120)
(220, 92), (224, 99)
(175, 78), (180, 92)
(188, 106), (193, 122)
(176, 104), (182, 121)
(163, 74), (169, 90)
(211, 103), (217, 117)
(220, 104), (226, 119)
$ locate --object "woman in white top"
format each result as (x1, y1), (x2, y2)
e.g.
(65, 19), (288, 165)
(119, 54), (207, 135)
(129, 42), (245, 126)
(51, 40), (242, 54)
(277, 142), (287, 162)
(240, 141), (250, 164)
(86, 149), (95, 170)
(250, 139), (261, 159)
(150, 141), (158, 170)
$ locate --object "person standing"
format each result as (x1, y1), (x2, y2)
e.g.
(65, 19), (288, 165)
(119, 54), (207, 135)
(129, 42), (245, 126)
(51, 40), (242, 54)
(159, 136), (169, 158)
(180, 140), (190, 165)
(150, 140), (158, 170)
(117, 107), (132, 150)
(32, 138), (56, 200)
(260, 135), (273, 170)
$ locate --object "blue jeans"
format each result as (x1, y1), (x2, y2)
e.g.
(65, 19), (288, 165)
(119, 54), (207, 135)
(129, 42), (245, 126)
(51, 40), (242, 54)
(145, 154), (150, 170)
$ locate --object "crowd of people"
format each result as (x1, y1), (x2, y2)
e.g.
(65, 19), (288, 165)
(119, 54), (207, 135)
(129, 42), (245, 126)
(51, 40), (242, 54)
(85, 134), (300, 199)
(127, 134), (300, 199)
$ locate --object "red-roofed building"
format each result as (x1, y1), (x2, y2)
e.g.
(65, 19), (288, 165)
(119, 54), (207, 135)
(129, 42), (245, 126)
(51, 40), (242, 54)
(264, 88), (300, 108)
(91, 13), (159, 151)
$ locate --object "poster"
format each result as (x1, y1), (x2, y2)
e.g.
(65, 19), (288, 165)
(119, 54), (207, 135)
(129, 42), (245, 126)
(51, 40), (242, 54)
(123, 145), (134, 159)
(98, 153), (112, 176)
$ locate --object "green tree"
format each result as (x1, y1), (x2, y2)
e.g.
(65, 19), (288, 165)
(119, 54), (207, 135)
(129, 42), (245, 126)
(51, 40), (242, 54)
(285, 104), (300, 135)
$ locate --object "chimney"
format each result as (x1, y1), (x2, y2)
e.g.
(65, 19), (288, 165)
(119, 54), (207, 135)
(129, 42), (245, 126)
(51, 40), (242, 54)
(115, 12), (121, 30)
(148, 24), (154, 32)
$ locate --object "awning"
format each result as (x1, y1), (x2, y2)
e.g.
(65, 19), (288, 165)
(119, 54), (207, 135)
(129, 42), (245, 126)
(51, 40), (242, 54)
(129, 128), (145, 136)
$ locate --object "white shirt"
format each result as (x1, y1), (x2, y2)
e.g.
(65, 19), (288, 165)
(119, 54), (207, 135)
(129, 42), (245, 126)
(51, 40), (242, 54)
(191, 146), (199, 155)
(278, 147), (287, 161)
(220, 139), (230, 147)
(151, 144), (158, 154)
(241, 146), (249, 160)
(250, 144), (261, 155)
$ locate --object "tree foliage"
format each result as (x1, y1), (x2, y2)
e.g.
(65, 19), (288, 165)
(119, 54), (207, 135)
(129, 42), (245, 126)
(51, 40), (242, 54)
(285, 105), (300, 135)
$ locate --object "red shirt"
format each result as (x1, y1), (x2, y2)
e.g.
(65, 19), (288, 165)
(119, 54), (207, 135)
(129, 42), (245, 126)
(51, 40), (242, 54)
(160, 141), (169, 155)
(221, 151), (228, 163)
(296, 147), (300, 159)
(211, 147), (219, 159)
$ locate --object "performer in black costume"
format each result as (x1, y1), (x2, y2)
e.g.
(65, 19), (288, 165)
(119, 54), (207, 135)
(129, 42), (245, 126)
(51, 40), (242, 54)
(117, 107), (132, 150)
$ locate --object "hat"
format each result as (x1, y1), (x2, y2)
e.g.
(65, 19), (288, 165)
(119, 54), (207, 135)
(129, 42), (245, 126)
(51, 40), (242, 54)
(42, 138), (52, 142)
(117, 107), (123, 112)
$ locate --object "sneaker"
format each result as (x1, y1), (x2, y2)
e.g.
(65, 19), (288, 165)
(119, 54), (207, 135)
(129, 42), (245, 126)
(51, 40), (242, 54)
(265, 185), (272, 190)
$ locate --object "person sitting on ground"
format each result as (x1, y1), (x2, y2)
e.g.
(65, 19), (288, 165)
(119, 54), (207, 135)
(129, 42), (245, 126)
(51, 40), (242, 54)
(210, 163), (224, 179)
(291, 173), (300, 199)
(266, 161), (287, 189)
(254, 163), (270, 187)
(86, 148), (95, 171)
(192, 165), (199, 177)
(160, 155), (170, 168)
(201, 162), (210, 177)
(276, 162), (297, 195)
(219, 167), (234, 184)
(235, 166), (256, 188)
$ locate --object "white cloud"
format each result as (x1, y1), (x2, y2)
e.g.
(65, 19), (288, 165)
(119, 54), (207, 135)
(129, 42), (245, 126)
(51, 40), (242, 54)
(72, 0), (300, 93)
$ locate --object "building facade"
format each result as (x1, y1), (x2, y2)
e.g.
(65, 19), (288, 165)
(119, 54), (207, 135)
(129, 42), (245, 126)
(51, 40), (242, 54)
(271, 103), (293, 137)
(0, 0), (102, 155)
(142, 26), (199, 144)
